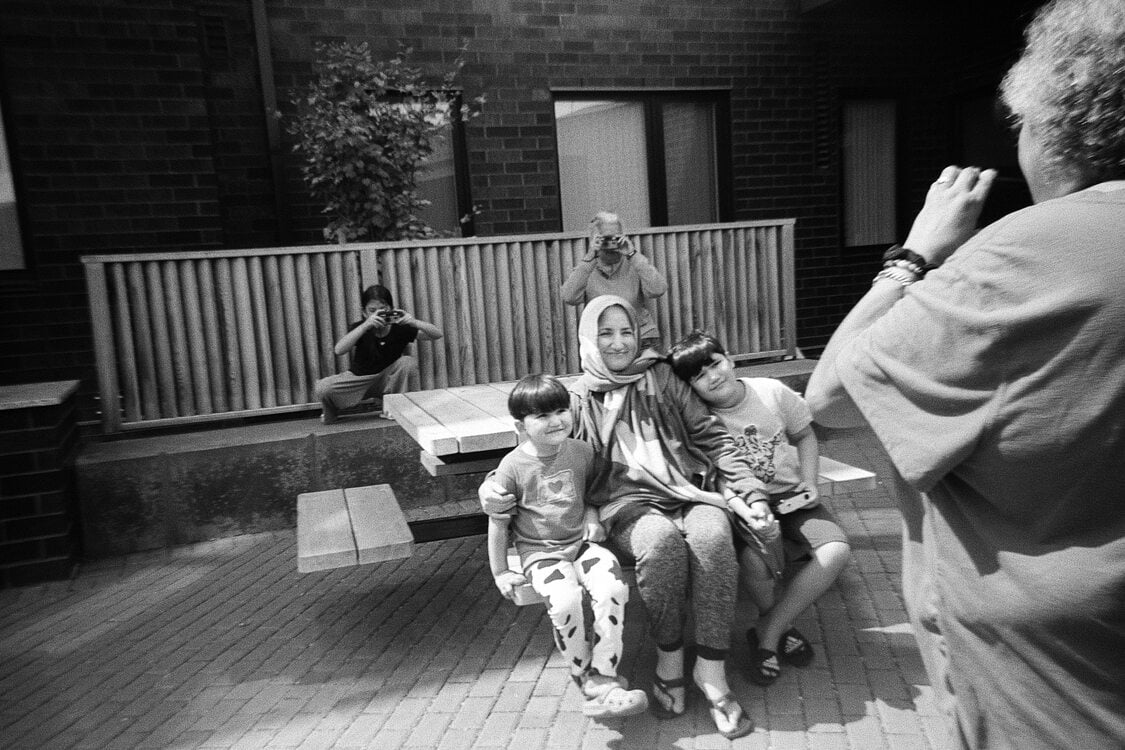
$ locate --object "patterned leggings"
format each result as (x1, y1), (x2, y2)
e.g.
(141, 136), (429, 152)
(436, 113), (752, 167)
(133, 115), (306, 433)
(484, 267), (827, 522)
(525, 543), (629, 679)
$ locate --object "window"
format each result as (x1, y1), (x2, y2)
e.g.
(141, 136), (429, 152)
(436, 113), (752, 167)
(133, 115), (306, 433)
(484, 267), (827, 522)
(842, 99), (897, 247)
(553, 91), (730, 231)
(0, 97), (25, 271)
(393, 95), (474, 237)
(415, 113), (473, 236)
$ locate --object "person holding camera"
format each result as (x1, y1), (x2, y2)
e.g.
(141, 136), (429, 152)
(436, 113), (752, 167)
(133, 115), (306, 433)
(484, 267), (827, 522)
(669, 331), (851, 687)
(561, 211), (668, 351)
(313, 283), (442, 423)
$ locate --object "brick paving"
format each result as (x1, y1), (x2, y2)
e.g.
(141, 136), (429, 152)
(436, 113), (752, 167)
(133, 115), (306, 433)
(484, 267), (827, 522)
(0, 426), (954, 749)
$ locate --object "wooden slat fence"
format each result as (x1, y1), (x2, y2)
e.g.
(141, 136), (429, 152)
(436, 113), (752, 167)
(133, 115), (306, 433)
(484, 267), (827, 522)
(82, 219), (796, 432)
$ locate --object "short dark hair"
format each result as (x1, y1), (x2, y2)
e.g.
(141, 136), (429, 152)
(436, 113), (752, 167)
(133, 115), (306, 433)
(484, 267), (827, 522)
(361, 284), (394, 309)
(508, 374), (570, 420)
(668, 331), (726, 382)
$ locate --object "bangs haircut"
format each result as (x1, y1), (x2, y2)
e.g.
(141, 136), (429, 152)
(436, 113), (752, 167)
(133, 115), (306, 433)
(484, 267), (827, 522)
(508, 374), (571, 420)
(669, 331), (726, 382)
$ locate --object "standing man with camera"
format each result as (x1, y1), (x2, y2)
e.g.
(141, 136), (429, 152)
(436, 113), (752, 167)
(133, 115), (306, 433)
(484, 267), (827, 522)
(314, 283), (443, 423)
(561, 211), (668, 351)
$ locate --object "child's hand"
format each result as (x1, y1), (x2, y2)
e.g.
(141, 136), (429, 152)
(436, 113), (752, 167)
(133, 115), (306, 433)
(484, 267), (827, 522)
(737, 498), (777, 534)
(494, 570), (527, 600)
(584, 518), (606, 543)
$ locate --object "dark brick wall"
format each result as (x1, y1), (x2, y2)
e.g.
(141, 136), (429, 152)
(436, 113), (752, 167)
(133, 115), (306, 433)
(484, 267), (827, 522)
(0, 384), (81, 587)
(0, 0), (1040, 425)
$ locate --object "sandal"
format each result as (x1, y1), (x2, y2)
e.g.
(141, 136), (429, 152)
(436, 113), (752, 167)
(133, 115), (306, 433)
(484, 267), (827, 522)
(778, 627), (815, 667)
(649, 674), (688, 719)
(745, 628), (781, 686)
(581, 677), (649, 719)
(698, 689), (754, 740)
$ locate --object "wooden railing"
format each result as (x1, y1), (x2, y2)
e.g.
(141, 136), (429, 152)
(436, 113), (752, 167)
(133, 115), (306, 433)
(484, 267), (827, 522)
(82, 219), (796, 432)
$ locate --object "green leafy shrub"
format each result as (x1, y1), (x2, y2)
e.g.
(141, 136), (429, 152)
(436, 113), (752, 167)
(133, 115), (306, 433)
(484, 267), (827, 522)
(285, 42), (480, 243)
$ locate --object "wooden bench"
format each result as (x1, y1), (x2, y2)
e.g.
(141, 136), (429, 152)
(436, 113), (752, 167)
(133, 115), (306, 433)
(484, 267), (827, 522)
(297, 484), (414, 572)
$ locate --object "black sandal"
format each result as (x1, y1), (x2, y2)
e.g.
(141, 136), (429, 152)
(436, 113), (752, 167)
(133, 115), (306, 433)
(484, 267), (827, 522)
(649, 674), (688, 719)
(745, 628), (781, 686)
(778, 627), (815, 667)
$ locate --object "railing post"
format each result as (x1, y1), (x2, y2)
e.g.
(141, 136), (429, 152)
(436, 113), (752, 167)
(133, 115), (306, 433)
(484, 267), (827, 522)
(780, 220), (798, 358)
(82, 260), (122, 433)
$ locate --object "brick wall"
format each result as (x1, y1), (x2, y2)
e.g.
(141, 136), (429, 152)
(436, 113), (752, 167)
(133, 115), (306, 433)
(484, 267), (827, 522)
(0, 0), (1039, 425)
(0, 382), (81, 587)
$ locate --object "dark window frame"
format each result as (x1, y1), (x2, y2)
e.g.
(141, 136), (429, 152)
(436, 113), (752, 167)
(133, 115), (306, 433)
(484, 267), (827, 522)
(551, 89), (733, 229)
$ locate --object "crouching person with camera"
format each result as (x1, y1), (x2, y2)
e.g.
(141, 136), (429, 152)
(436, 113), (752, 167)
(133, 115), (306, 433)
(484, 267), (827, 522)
(669, 331), (851, 687)
(314, 284), (442, 424)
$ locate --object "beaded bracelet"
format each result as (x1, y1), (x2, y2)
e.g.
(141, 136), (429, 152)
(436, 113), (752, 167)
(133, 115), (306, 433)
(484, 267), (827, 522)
(885, 258), (927, 277)
(873, 267), (918, 286)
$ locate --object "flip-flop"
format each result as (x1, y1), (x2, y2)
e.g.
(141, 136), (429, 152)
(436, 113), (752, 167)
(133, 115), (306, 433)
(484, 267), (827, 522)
(698, 689), (754, 740)
(745, 628), (781, 686)
(649, 674), (688, 719)
(582, 680), (649, 719)
(778, 627), (815, 667)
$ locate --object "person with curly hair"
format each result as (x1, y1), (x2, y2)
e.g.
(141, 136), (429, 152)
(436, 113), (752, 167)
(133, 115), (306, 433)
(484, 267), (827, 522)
(805, 0), (1125, 747)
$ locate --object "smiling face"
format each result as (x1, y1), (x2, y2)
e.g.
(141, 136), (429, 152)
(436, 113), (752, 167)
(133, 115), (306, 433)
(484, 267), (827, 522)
(688, 353), (744, 408)
(597, 305), (638, 372)
(516, 407), (573, 452)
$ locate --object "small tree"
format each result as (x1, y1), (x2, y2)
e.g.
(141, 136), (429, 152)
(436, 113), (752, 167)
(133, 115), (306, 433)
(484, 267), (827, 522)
(286, 42), (479, 244)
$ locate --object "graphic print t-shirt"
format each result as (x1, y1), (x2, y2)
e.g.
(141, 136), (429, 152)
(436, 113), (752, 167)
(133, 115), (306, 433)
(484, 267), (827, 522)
(489, 438), (608, 565)
(708, 378), (812, 494)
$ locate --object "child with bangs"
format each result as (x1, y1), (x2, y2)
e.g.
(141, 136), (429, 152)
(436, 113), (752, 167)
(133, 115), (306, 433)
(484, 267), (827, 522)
(480, 373), (648, 719)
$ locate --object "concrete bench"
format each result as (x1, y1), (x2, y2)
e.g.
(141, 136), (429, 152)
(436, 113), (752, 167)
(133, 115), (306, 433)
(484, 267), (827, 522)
(297, 484), (414, 572)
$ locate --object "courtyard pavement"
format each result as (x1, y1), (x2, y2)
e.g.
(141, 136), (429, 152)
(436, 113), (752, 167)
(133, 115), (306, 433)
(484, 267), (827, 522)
(0, 426), (953, 749)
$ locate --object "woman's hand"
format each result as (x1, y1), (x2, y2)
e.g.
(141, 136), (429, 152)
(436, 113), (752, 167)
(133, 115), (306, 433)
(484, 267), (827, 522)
(394, 309), (417, 327)
(493, 569), (527, 600)
(903, 165), (998, 266)
(479, 479), (516, 516)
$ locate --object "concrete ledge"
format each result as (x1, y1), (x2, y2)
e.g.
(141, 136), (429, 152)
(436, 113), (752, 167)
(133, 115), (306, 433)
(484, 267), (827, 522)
(76, 415), (487, 557)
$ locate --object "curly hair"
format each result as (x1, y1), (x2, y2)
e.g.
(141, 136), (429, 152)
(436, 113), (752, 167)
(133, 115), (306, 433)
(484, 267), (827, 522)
(999, 0), (1125, 182)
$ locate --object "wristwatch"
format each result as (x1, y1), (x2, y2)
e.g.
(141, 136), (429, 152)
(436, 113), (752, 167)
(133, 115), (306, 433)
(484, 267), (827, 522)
(882, 244), (938, 274)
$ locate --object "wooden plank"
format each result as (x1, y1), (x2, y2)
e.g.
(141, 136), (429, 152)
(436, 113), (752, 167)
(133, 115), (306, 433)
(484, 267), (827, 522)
(382, 393), (459, 455)
(110, 263), (142, 425)
(145, 262), (178, 418)
(420, 448), (506, 477)
(162, 260), (194, 416)
(345, 484), (414, 565)
(297, 489), (356, 572)
(446, 384), (518, 425)
(248, 257), (276, 408)
(405, 389), (517, 453)
(179, 260), (213, 414)
(84, 261), (123, 433)
(196, 260), (229, 413)
(817, 456), (877, 495)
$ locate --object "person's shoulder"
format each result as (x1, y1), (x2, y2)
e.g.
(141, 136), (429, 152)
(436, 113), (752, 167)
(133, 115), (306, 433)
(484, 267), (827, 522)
(562, 437), (594, 458)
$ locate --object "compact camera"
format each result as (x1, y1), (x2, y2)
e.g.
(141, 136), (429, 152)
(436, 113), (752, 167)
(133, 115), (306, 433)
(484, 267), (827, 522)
(598, 234), (624, 250)
(378, 309), (405, 322)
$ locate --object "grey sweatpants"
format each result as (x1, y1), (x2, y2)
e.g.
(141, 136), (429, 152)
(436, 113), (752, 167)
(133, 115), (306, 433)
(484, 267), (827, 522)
(608, 503), (736, 653)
